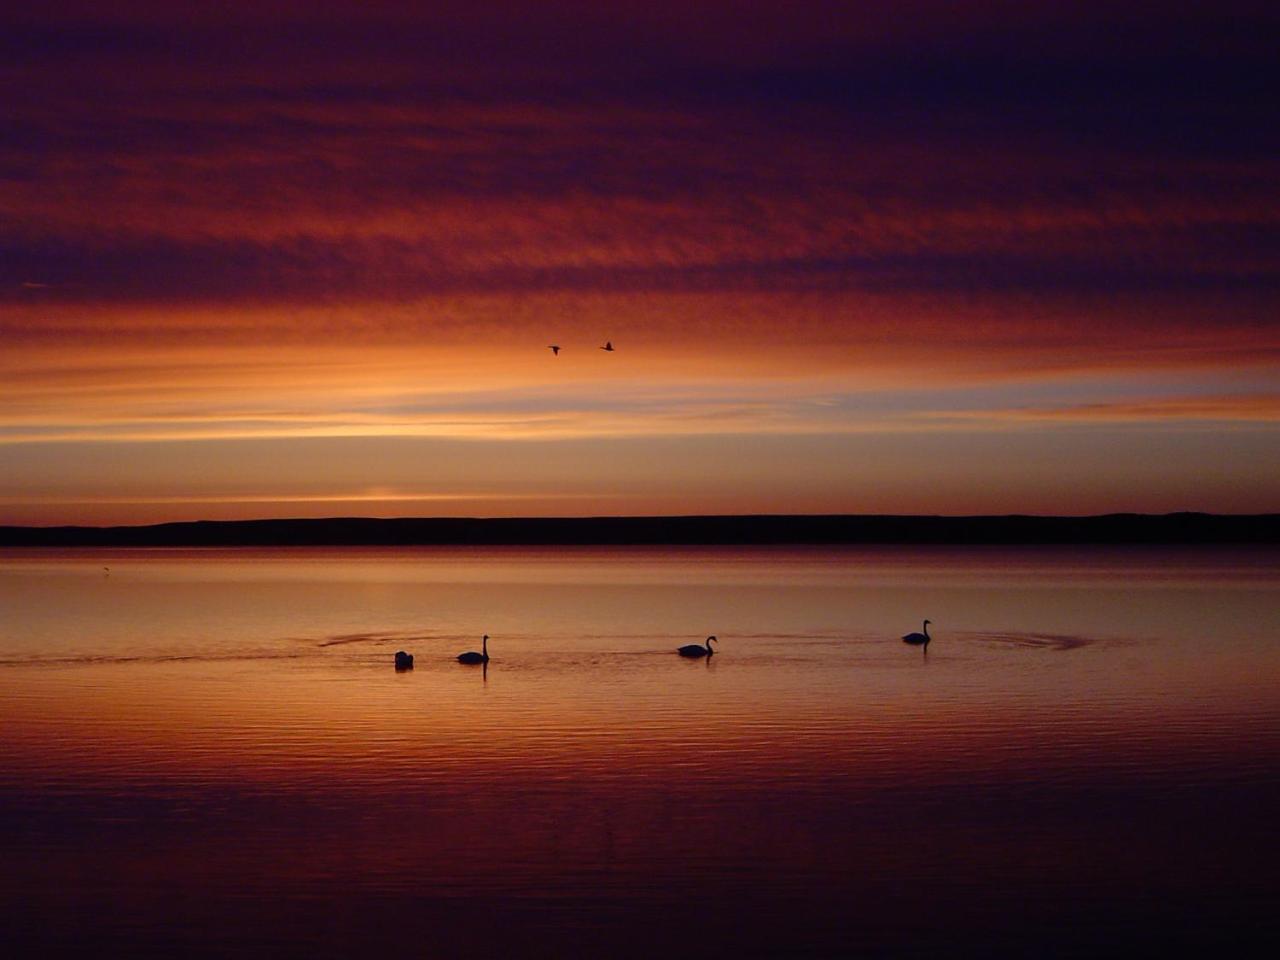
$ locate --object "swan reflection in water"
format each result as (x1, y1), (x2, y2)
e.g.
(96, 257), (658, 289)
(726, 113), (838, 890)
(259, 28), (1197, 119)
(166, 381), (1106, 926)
(902, 620), (932, 657)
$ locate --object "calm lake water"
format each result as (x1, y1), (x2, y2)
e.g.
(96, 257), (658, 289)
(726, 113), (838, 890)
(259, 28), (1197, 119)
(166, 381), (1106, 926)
(2, 545), (1278, 957)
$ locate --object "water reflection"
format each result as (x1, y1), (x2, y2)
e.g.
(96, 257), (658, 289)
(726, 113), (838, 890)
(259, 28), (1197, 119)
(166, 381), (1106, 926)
(1, 546), (1278, 956)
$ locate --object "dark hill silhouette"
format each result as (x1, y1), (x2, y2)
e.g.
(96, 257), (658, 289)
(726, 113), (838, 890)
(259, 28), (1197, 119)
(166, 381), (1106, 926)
(1, 513), (1276, 547)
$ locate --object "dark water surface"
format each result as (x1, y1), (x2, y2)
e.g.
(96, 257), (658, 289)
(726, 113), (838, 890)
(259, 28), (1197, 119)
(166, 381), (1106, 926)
(2, 546), (1278, 957)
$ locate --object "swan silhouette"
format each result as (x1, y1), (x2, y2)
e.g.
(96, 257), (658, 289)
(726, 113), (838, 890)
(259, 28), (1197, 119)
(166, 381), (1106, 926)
(394, 650), (414, 670)
(902, 620), (931, 647)
(600, 341), (614, 352)
(457, 634), (490, 664)
(677, 635), (717, 658)
(548, 345), (560, 355)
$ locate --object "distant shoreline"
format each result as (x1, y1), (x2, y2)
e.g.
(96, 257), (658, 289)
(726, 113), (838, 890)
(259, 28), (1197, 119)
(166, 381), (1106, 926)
(2, 514), (1277, 547)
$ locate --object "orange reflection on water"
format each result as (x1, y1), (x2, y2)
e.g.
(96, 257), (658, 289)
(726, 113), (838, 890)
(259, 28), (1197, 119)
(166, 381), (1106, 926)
(2, 546), (1279, 957)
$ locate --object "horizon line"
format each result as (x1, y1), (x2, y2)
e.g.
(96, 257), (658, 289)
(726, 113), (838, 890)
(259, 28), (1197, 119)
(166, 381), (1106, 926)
(3, 512), (1277, 547)
(4, 509), (1280, 532)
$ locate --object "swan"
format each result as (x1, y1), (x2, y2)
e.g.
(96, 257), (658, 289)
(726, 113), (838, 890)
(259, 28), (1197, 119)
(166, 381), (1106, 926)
(677, 635), (717, 658)
(600, 341), (614, 352)
(394, 650), (414, 670)
(457, 635), (490, 664)
(901, 620), (931, 646)
(548, 345), (560, 355)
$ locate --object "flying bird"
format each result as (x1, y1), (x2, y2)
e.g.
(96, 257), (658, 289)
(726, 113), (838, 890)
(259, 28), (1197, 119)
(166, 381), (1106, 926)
(548, 345), (560, 355)
(677, 635), (717, 658)
(600, 341), (614, 352)
(457, 634), (490, 664)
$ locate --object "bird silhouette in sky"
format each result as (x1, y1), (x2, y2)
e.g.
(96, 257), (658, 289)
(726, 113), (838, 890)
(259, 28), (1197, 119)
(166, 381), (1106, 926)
(601, 341), (614, 352)
(548, 345), (560, 355)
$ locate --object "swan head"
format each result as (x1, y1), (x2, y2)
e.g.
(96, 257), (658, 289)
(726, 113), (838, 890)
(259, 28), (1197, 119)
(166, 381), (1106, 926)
(707, 635), (717, 644)
(924, 620), (931, 626)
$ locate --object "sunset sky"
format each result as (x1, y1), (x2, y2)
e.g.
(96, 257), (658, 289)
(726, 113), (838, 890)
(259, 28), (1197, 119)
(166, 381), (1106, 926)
(3, 1), (1277, 524)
